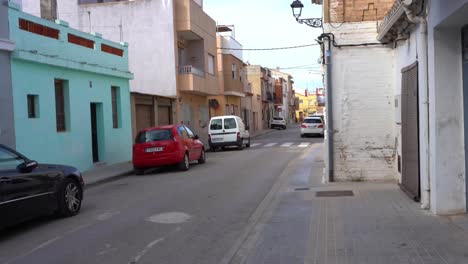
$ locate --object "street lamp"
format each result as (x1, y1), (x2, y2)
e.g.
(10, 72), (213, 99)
(290, 0), (323, 28)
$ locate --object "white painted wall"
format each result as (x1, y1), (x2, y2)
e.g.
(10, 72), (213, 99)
(426, 0), (468, 214)
(22, 0), (177, 97)
(219, 35), (243, 61)
(324, 22), (396, 181)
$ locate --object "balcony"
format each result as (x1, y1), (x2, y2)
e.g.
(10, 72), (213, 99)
(175, 0), (216, 41)
(179, 65), (204, 77)
(178, 65), (218, 95)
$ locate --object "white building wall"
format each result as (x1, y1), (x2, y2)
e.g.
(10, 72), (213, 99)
(324, 22), (396, 181)
(426, 0), (468, 214)
(22, 0), (177, 97)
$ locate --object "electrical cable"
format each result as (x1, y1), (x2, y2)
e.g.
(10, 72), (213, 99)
(218, 43), (319, 51)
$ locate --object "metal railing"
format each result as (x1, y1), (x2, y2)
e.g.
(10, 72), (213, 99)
(178, 65), (204, 77)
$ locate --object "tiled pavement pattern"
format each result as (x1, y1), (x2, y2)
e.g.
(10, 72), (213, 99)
(238, 146), (468, 264)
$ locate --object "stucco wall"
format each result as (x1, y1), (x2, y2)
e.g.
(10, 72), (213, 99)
(325, 22), (396, 181)
(0, 3), (15, 148)
(11, 60), (132, 171)
(22, 0), (178, 97)
(427, 0), (468, 214)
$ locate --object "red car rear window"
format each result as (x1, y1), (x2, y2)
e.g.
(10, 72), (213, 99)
(136, 129), (173, 143)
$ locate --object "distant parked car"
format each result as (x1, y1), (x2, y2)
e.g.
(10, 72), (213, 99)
(270, 116), (286, 129)
(0, 144), (84, 229)
(133, 125), (205, 174)
(208, 115), (250, 151)
(300, 117), (325, 137)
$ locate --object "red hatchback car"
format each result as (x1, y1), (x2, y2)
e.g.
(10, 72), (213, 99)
(132, 125), (205, 174)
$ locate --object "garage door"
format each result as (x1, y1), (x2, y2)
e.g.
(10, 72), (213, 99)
(158, 106), (171, 126)
(136, 104), (153, 132)
(401, 62), (420, 201)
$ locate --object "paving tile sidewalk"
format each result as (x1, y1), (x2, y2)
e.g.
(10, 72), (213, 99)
(82, 161), (133, 188)
(237, 144), (468, 264)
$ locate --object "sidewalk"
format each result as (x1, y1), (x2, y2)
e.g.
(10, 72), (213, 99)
(82, 161), (133, 188)
(228, 144), (468, 264)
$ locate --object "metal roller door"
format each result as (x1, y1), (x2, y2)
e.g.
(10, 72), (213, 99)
(136, 104), (153, 132)
(158, 106), (171, 126)
(400, 62), (420, 201)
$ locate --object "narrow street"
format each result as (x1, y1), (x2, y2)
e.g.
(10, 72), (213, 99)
(0, 125), (324, 264)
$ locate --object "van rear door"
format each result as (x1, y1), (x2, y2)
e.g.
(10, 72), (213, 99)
(223, 117), (238, 142)
(209, 117), (224, 143)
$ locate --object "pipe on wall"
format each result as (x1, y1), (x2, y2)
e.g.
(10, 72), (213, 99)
(403, 1), (431, 210)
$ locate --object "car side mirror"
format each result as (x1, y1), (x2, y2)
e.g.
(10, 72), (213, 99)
(17, 160), (38, 173)
(193, 135), (199, 140)
(246, 126), (250, 130)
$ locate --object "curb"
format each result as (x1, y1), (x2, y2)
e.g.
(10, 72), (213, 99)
(84, 169), (134, 189)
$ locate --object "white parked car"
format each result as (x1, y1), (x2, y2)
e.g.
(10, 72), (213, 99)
(300, 117), (324, 137)
(208, 115), (250, 151)
(270, 116), (286, 129)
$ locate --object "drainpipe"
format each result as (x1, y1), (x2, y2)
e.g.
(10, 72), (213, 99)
(319, 34), (334, 182)
(403, 2), (430, 210)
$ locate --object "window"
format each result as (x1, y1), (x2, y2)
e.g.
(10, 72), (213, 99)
(309, 100), (314, 106)
(177, 126), (189, 138)
(19, 18), (59, 39)
(0, 147), (23, 171)
(224, 118), (237, 129)
(68, 34), (94, 49)
(27, 95), (39, 118)
(208, 54), (215, 74)
(111, 86), (120, 128)
(210, 119), (222, 130)
(299, 99), (304, 104)
(304, 118), (322, 124)
(55, 79), (67, 132)
(232, 64), (237, 80)
(101, 44), (124, 57)
(184, 126), (195, 138)
(135, 129), (173, 143)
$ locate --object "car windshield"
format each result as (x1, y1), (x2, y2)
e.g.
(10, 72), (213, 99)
(273, 117), (283, 120)
(304, 118), (322, 124)
(136, 129), (173, 143)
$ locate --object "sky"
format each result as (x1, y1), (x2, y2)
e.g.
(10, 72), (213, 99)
(203, 0), (324, 95)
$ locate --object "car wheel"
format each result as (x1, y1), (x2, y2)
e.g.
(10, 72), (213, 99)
(134, 168), (144, 175)
(178, 153), (190, 171)
(198, 149), (206, 164)
(57, 178), (82, 217)
(246, 137), (251, 148)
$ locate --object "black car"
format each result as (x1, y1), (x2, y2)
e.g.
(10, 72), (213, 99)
(0, 144), (84, 229)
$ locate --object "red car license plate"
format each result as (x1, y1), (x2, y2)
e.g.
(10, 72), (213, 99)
(146, 147), (163, 153)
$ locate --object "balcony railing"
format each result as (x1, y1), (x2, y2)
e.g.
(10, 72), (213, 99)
(178, 65), (204, 77)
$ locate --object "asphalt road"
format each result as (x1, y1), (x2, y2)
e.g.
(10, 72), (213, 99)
(0, 125), (324, 264)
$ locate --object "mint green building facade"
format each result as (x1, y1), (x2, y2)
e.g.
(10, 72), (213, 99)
(3, 2), (133, 171)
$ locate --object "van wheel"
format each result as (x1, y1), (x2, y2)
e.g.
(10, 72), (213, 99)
(178, 153), (190, 171)
(238, 140), (244, 150)
(246, 137), (251, 148)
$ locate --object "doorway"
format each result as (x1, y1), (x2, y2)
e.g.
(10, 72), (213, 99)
(90, 103), (102, 163)
(462, 26), (468, 211)
(400, 62), (420, 201)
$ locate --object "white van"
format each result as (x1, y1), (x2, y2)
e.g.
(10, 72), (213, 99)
(208, 115), (250, 151)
